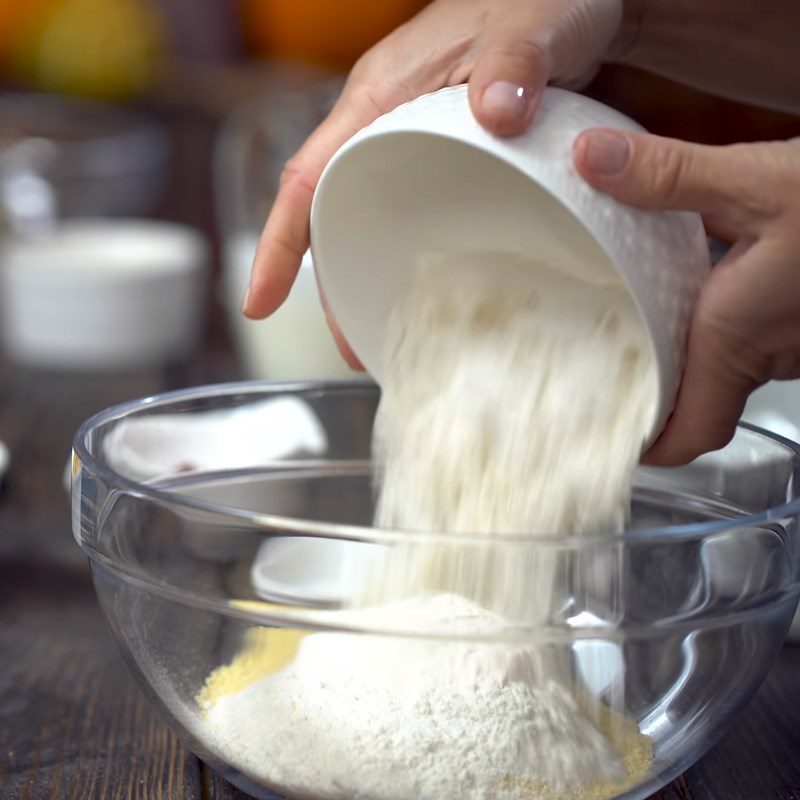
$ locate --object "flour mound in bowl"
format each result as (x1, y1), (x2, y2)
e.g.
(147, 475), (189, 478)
(200, 595), (653, 800)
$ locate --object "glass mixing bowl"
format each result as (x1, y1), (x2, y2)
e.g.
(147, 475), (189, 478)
(72, 381), (800, 800)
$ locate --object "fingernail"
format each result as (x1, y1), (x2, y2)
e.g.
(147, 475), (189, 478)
(583, 131), (631, 175)
(241, 284), (251, 315)
(481, 81), (532, 119)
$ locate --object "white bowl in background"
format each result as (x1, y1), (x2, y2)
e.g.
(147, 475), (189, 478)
(743, 381), (800, 446)
(311, 85), (710, 442)
(742, 380), (800, 644)
(0, 438), (8, 486)
(0, 219), (209, 370)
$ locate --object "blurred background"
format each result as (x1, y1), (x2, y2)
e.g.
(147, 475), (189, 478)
(1, 0), (799, 390)
(0, 0), (798, 505)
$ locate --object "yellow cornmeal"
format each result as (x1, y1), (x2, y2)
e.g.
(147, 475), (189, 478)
(197, 627), (305, 708)
(498, 705), (653, 800)
(584, 701), (654, 800)
(197, 600), (305, 709)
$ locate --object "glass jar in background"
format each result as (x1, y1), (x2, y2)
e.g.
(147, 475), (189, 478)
(0, 92), (168, 235)
(215, 65), (367, 382)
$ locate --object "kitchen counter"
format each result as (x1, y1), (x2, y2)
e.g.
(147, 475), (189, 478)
(1, 349), (799, 800)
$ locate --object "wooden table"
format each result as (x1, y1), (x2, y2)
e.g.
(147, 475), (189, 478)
(1, 347), (799, 800)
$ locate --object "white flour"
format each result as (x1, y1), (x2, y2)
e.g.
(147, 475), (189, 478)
(366, 252), (657, 622)
(374, 251), (656, 537)
(201, 595), (635, 800)
(199, 250), (658, 799)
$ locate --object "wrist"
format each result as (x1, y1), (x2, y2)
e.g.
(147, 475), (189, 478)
(606, 0), (646, 64)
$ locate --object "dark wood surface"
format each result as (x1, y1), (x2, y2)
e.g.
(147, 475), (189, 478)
(1, 344), (799, 800)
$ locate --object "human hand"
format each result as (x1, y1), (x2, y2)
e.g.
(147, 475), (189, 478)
(573, 131), (800, 465)
(243, 0), (627, 366)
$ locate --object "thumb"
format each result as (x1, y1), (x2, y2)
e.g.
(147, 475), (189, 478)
(572, 130), (763, 233)
(468, 35), (549, 137)
(643, 300), (760, 467)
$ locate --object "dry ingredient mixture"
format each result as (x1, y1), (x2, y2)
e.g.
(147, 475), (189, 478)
(197, 252), (659, 800)
(200, 595), (652, 800)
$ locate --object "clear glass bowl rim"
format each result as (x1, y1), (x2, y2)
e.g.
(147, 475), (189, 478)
(73, 379), (800, 548)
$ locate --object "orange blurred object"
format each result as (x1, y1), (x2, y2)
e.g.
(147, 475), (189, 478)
(7, 0), (164, 100)
(240, 0), (430, 69)
(0, 0), (55, 66)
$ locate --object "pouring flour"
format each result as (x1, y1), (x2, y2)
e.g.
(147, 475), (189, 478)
(199, 246), (659, 800)
(361, 249), (658, 622)
(198, 86), (711, 800)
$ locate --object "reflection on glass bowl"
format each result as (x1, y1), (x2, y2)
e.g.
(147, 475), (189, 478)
(72, 382), (800, 800)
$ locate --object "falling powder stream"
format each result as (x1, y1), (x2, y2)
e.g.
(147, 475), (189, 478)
(367, 251), (657, 621)
(197, 250), (659, 800)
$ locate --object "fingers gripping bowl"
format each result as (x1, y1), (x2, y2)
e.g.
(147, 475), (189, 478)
(310, 86), (711, 444)
(73, 382), (800, 800)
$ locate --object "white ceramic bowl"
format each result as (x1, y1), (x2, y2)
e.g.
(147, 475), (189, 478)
(311, 85), (711, 438)
(0, 219), (209, 370)
(742, 379), (800, 643)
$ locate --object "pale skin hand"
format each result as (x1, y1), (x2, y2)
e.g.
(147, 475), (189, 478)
(574, 133), (800, 465)
(241, 0), (625, 365)
(246, 0), (800, 464)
